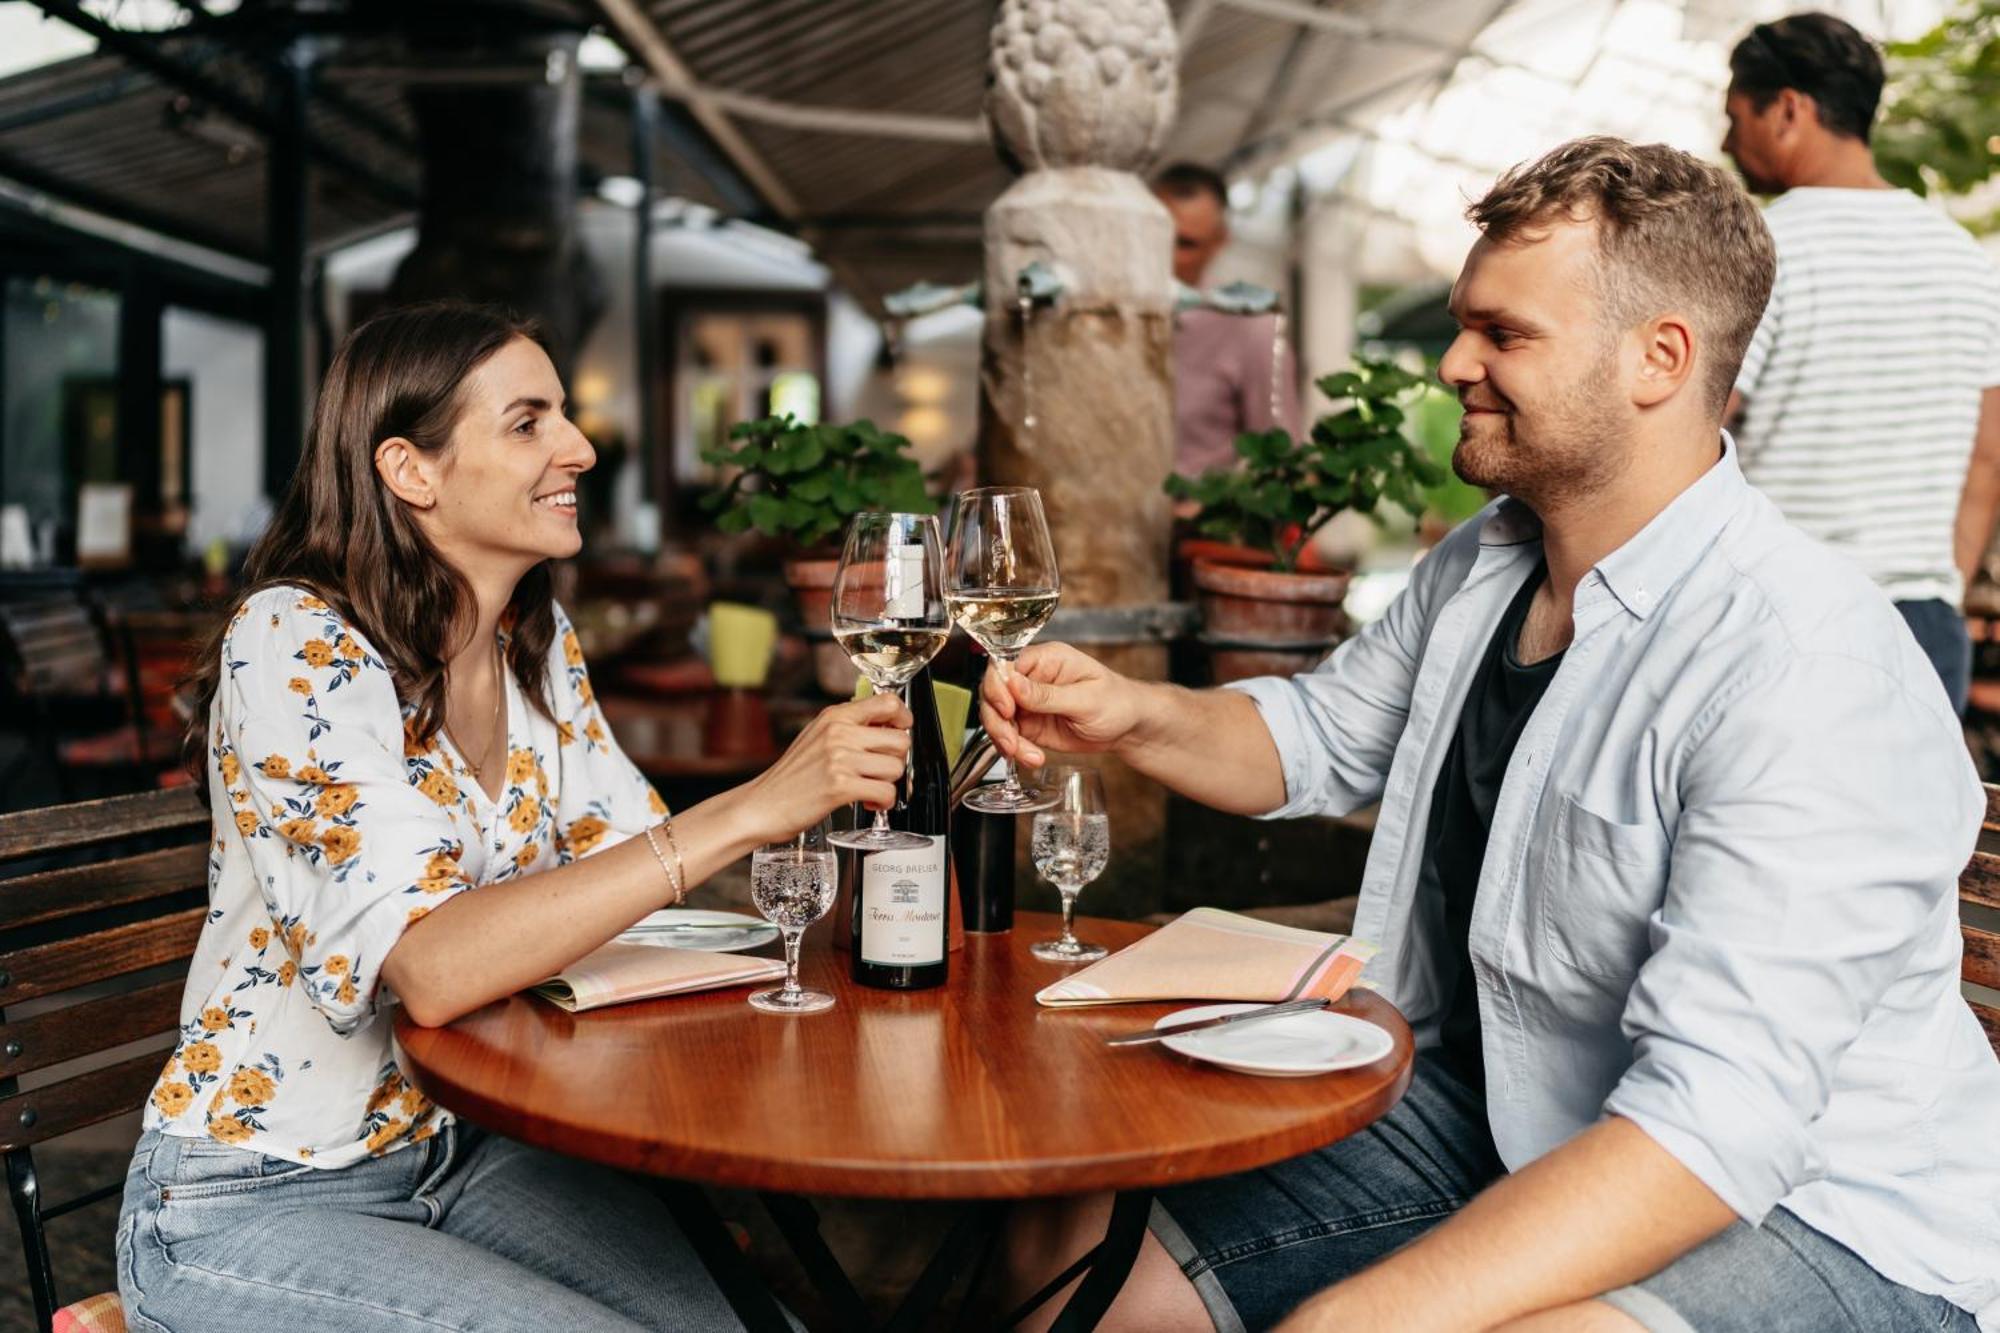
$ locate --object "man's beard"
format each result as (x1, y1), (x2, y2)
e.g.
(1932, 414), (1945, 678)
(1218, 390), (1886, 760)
(1451, 354), (1629, 510)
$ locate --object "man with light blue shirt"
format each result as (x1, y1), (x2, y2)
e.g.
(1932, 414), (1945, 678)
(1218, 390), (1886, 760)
(988, 136), (1999, 1333)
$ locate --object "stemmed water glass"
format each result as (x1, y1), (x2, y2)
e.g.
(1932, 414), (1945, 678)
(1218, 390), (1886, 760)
(828, 510), (949, 852)
(748, 820), (838, 1014)
(945, 486), (1061, 814)
(1029, 765), (1110, 963)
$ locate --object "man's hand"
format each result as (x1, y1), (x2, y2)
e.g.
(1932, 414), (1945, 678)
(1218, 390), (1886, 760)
(979, 642), (1146, 769)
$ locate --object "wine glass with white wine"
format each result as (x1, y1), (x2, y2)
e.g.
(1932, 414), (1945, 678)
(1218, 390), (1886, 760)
(945, 486), (1060, 814)
(828, 510), (949, 852)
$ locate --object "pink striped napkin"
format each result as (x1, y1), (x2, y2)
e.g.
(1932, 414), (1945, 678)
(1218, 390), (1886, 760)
(1035, 907), (1375, 1008)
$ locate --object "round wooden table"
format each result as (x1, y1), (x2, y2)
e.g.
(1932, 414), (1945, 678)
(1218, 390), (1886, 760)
(395, 913), (1413, 1329)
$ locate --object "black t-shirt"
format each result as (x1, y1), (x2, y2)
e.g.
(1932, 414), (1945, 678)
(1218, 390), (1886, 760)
(1419, 565), (1563, 1093)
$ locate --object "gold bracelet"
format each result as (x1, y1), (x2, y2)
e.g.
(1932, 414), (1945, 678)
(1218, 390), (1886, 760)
(644, 822), (686, 906)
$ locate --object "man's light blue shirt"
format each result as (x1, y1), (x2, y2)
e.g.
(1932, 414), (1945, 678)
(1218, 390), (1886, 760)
(1232, 437), (2000, 1328)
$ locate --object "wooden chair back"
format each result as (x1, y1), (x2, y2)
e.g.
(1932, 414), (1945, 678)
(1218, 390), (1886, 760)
(0, 598), (112, 701)
(1962, 786), (2000, 1055)
(0, 787), (209, 1330)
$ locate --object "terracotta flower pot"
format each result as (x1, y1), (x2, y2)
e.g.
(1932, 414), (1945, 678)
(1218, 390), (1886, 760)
(784, 555), (860, 697)
(1192, 557), (1351, 684)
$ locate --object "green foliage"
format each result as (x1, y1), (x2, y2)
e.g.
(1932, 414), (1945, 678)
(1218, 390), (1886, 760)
(698, 415), (934, 548)
(1164, 358), (1446, 572)
(1875, 0), (2000, 212)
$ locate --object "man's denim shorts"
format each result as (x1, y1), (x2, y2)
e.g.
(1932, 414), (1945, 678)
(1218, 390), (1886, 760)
(1150, 1053), (1979, 1333)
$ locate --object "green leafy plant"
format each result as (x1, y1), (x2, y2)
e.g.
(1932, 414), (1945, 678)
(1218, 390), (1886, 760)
(699, 415), (934, 549)
(1165, 358), (1445, 573)
(1875, 0), (2000, 217)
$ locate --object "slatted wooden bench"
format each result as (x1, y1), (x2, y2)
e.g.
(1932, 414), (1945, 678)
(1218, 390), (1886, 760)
(0, 787), (209, 1332)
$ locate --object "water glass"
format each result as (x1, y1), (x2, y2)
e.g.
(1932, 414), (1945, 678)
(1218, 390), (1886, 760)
(1029, 765), (1109, 963)
(748, 821), (838, 1014)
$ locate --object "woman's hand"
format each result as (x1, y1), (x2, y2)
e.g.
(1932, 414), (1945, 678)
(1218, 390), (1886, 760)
(980, 643), (1147, 769)
(732, 692), (912, 846)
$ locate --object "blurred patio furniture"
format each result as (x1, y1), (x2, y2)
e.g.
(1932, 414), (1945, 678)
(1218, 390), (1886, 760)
(1, 786), (210, 1332)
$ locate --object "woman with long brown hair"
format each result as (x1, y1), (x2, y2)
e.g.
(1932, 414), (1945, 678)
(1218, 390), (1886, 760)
(116, 302), (907, 1330)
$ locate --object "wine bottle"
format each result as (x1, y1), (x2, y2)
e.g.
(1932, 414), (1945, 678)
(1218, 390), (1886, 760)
(848, 665), (951, 989)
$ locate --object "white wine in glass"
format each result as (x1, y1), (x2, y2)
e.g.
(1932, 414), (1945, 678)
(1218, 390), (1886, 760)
(829, 510), (949, 852)
(946, 486), (1061, 814)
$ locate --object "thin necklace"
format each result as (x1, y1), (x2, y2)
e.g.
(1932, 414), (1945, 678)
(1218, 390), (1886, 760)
(446, 641), (506, 781)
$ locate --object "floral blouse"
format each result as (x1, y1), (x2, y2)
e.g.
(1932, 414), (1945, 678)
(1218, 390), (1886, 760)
(143, 586), (668, 1168)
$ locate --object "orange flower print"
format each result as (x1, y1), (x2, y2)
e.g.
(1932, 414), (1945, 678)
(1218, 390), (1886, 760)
(297, 764), (332, 785)
(556, 720), (576, 746)
(647, 787), (668, 817)
(407, 905), (433, 926)
(151, 1081), (195, 1117)
(219, 752), (241, 787)
(505, 749), (536, 785)
(278, 817), (317, 846)
(314, 784), (359, 817)
(261, 753), (292, 779)
(534, 765), (549, 798)
(404, 720), (431, 759)
(398, 1087), (431, 1118)
(336, 977), (357, 1006)
(233, 810), (260, 838)
(182, 1041), (222, 1075)
(507, 799), (541, 835)
(288, 677), (312, 696)
(565, 816), (608, 857)
(562, 630), (583, 666)
(248, 926), (271, 950)
(228, 1068), (277, 1106)
(324, 955), (350, 977)
(423, 851), (460, 879)
(208, 1114), (254, 1145)
(285, 922), (310, 956)
(297, 595), (328, 611)
(318, 825), (362, 865)
(419, 872), (459, 895)
(366, 1073), (402, 1113)
(409, 1123), (437, 1146)
(584, 717), (606, 745)
(200, 1007), (231, 1032)
(334, 635), (361, 661)
(365, 1119), (411, 1155)
(301, 639), (334, 668)
(577, 675), (595, 707)
(277, 960), (297, 988)
(419, 769), (459, 806)
(514, 845), (538, 870)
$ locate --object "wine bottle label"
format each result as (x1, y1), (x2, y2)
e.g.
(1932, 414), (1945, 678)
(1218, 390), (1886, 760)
(886, 544), (927, 619)
(859, 835), (947, 966)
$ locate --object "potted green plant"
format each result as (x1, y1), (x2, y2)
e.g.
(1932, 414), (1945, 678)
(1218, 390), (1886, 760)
(700, 414), (934, 693)
(1165, 357), (1444, 681)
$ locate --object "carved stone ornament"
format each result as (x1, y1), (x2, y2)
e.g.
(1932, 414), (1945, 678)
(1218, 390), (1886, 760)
(985, 0), (1179, 173)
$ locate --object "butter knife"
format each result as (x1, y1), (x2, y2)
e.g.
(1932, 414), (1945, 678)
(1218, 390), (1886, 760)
(1105, 997), (1331, 1047)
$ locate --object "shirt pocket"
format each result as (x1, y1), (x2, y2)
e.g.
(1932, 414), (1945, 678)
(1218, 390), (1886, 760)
(1537, 794), (1671, 980)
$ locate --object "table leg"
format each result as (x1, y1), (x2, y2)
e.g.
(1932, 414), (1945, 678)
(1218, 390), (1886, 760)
(1003, 1189), (1154, 1333)
(655, 1179), (796, 1333)
(882, 1201), (1008, 1333)
(759, 1194), (878, 1331)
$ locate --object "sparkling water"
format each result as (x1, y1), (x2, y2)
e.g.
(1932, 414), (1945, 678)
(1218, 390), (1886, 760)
(751, 849), (837, 929)
(1031, 813), (1109, 892)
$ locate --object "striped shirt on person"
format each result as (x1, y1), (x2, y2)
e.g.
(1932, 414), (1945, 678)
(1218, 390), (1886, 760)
(1733, 187), (2000, 606)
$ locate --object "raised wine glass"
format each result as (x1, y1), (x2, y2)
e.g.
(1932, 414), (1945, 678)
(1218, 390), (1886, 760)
(828, 510), (949, 852)
(1029, 765), (1110, 963)
(945, 486), (1060, 814)
(748, 820), (838, 1014)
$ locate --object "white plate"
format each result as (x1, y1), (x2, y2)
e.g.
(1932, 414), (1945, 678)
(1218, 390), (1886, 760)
(1157, 1004), (1395, 1077)
(617, 909), (779, 953)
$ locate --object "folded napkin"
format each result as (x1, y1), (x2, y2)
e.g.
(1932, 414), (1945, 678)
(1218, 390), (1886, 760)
(1035, 907), (1375, 1008)
(532, 941), (785, 1013)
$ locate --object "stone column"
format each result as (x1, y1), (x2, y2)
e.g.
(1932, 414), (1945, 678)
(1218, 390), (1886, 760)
(980, 0), (1179, 911)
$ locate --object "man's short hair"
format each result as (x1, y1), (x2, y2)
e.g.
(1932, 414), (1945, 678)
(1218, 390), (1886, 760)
(1152, 162), (1229, 208)
(1468, 136), (1776, 417)
(1728, 13), (1884, 142)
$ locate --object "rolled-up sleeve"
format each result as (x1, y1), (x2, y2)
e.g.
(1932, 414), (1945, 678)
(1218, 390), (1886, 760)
(1225, 520), (1474, 820)
(219, 593), (475, 1035)
(1604, 650), (1981, 1221)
